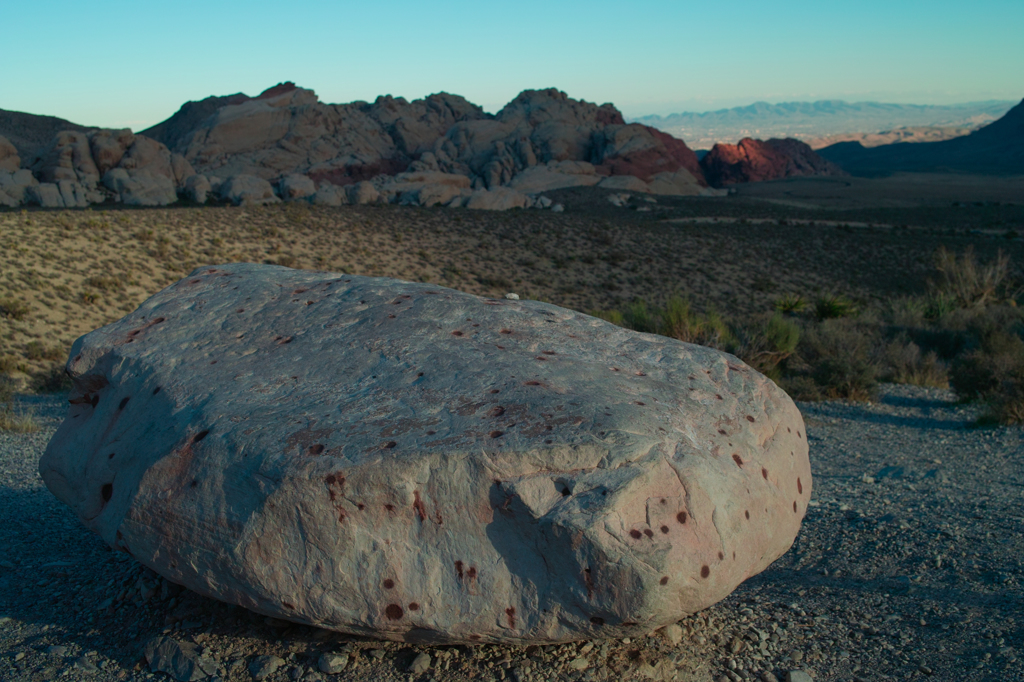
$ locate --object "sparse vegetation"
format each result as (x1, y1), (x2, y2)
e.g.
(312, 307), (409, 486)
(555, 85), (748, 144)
(0, 376), (39, 433)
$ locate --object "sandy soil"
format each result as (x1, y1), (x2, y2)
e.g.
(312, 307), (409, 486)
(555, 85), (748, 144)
(3, 180), (1022, 380)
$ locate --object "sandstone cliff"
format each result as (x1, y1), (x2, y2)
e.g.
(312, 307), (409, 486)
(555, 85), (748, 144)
(700, 137), (846, 187)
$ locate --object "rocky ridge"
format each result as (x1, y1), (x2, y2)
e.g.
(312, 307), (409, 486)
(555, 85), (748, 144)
(2, 83), (758, 211)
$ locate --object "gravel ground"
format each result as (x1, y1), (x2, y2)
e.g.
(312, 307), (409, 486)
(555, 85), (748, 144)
(1, 384), (1022, 682)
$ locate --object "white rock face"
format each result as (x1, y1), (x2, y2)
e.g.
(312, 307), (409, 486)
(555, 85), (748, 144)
(26, 183), (65, 207)
(312, 184), (347, 206)
(346, 181), (380, 205)
(0, 169), (37, 206)
(41, 264), (810, 645)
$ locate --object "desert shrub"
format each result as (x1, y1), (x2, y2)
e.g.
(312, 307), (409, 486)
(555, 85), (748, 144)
(0, 297), (30, 321)
(0, 356), (27, 375)
(930, 245), (1014, 308)
(660, 297), (733, 348)
(880, 336), (948, 388)
(0, 377), (37, 433)
(774, 294), (807, 314)
(622, 299), (660, 335)
(813, 294), (858, 320)
(25, 341), (64, 362)
(590, 309), (624, 326)
(0, 405), (39, 434)
(85, 275), (126, 292)
(732, 313), (800, 378)
(790, 319), (879, 400)
(35, 364), (73, 393)
(949, 331), (1024, 400)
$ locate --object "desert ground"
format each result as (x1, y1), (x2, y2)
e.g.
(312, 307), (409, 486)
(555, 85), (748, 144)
(1, 174), (1023, 682)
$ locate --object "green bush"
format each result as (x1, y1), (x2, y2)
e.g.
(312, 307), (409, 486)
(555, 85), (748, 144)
(732, 313), (800, 378)
(881, 337), (948, 388)
(774, 293), (808, 314)
(930, 245), (1014, 308)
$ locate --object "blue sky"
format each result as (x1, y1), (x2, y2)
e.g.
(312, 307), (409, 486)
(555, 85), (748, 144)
(3, 0), (1022, 130)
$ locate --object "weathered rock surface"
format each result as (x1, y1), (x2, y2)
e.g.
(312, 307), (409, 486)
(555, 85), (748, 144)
(0, 169), (37, 206)
(0, 135), (19, 172)
(278, 173), (316, 201)
(218, 174), (279, 206)
(41, 264), (810, 645)
(700, 138), (846, 187)
(465, 186), (529, 211)
(184, 174), (212, 204)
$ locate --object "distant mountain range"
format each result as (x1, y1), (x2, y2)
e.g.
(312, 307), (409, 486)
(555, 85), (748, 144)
(818, 98), (1024, 177)
(633, 100), (1017, 150)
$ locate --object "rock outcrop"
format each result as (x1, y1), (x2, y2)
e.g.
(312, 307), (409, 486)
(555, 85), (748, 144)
(700, 138), (847, 187)
(41, 264), (810, 645)
(217, 174), (279, 206)
(0, 135), (19, 172)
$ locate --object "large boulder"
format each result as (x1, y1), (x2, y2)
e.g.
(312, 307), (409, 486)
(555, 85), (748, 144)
(346, 181), (380, 205)
(0, 135), (20, 172)
(278, 174), (316, 201)
(218, 174), (279, 206)
(0, 169), (38, 204)
(104, 169), (178, 207)
(381, 171), (472, 207)
(26, 182), (65, 208)
(40, 264), (811, 645)
(184, 174), (212, 204)
(312, 183), (347, 206)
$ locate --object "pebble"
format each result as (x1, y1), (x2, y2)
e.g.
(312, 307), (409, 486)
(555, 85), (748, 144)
(73, 655), (99, 673)
(568, 657), (589, 671)
(785, 671), (813, 682)
(409, 652), (431, 675)
(318, 653), (349, 674)
(249, 655), (285, 680)
(47, 645), (68, 657)
(662, 623), (684, 645)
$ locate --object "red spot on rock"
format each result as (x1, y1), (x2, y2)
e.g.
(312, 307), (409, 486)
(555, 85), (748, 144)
(629, 530), (642, 539)
(797, 477), (803, 494)
(308, 444), (325, 455)
(488, 406), (505, 418)
(357, 503), (365, 510)
(413, 491), (427, 521)
(797, 431), (802, 439)
(524, 381), (542, 386)
(489, 430), (504, 438)
(237, 309), (244, 313)
(745, 510), (750, 520)
(643, 529), (654, 538)
(101, 483), (112, 502)
(385, 504), (395, 512)
(469, 635), (481, 640)
(542, 350), (556, 355)
(383, 579), (395, 589)
(732, 454), (744, 468)
(762, 468), (768, 479)
(718, 551), (724, 560)
(793, 501), (798, 513)
(583, 567), (594, 598)
(193, 430), (209, 443)
(452, 330), (464, 337)
(383, 441), (397, 449)
(746, 415), (755, 422)
(660, 525), (669, 534)
(635, 371), (646, 376)
(677, 511), (687, 524)
(715, 394), (723, 400)
(283, 602), (295, 610)
(500, 329), (512, 334)
(466, 567), (477, 580)
(506, 607), (516, 628)
(535, 356), (547, 361)
(409, 602), (420, 611)
(701, 565), (710, 579)
(426, 430), (436, 435)
(385, 604), (404, 620)
(660, 576), (669, 585)
(635, 401), (645, 406)
(455, 561), (464, 579)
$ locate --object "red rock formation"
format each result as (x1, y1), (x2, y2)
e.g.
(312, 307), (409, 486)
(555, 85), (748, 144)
(595, 125), (705, 184)
(700, 137), (846, 187)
